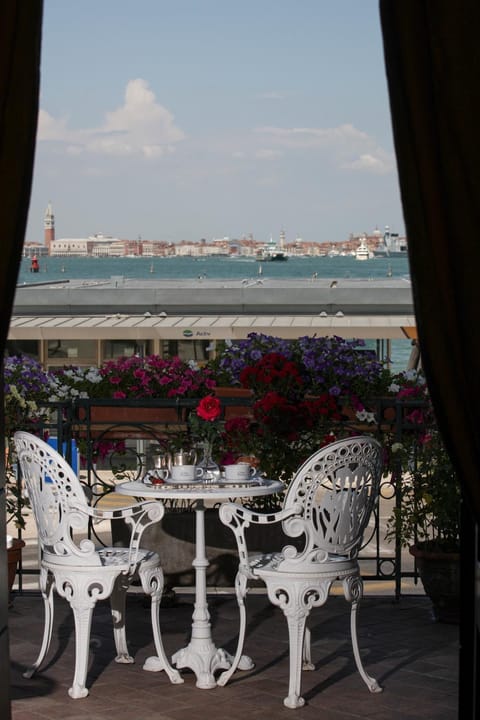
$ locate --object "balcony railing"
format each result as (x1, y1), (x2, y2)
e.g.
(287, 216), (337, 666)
(7, 395), (428, 598)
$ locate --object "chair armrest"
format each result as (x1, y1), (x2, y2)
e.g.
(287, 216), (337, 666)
(219, 501), (302, 576)
(70, 500), (164, 574)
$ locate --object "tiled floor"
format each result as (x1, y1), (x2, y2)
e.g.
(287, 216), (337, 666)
(9, 590), (458, 719)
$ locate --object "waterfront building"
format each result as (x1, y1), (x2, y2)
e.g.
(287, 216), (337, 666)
(30, 205), (405, 259)
(8, 276), (416, 370)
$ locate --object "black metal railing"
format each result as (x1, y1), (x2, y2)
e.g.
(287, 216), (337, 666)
(7, 395), (428, 597)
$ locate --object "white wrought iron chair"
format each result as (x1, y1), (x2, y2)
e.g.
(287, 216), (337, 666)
(218, 435), (384, 708)
(13, 430), (183, 698)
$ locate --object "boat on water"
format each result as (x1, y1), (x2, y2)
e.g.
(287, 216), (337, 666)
(255, 235), (288, 262)
(373, 226), (408, 258)
(255, 246), (288, 262)
(355, 238), (372, 261)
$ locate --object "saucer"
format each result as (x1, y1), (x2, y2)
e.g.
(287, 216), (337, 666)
(221, 473), (258, 484)
(165, 476), (201, 484)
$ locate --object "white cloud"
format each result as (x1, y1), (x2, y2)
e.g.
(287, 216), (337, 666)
(342, 152), (393, 175)
(255, 123), (369, 148)
(37, 79), (186, 159)
(37, 109), (71, 141)
(253, 123), (395, 174)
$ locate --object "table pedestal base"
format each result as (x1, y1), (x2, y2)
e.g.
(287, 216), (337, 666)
(172, 644), (254, 689)
(173, 642), (228, 689)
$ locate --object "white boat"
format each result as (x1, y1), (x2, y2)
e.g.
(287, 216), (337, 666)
(355, 238), (372, 261)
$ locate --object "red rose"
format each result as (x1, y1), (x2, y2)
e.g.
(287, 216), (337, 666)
(197, 395), (221, 421)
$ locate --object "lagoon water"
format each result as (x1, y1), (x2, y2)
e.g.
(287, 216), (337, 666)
(17, 253), (413, 369)
(18, 253), (410, 284)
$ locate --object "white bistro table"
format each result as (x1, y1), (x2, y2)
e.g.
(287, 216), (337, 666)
(116, 476), (283, 689)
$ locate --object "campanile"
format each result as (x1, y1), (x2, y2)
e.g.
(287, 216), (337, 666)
(44, 202), (55, 254)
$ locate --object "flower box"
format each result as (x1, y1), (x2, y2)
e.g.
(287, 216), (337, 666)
(90, 405), (181, 424)
(214, 386), (254, 419)
(75, 403), (185, 440)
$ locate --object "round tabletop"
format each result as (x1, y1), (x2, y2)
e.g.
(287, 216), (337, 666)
(115, 477), (284, 501)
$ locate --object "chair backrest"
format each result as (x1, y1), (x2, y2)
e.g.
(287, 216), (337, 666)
(13, 431), (99, 565)
(280, 436), (383, 567)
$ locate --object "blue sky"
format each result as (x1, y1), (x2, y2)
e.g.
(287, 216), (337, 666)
(25, 0), (405, 246)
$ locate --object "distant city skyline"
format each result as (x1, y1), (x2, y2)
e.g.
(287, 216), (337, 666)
(24, 1), (405, 247)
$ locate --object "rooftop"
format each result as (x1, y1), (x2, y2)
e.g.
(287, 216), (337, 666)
(13, 277), (414, 317)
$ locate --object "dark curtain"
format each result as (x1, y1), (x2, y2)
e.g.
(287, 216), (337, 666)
(379, 1), (480, 717)
(0, 2), (43, 718)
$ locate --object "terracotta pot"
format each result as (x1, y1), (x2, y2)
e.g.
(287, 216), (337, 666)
(409, 544), (460, 624)
(77, 404), (183, 439)
(7, 538), (25, 594)
(90, 405), (181, 423)
(112, 508), (296, 588)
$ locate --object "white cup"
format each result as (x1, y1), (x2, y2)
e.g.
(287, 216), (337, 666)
(170, 464), (204, 482)
(224, 462), (256, 482)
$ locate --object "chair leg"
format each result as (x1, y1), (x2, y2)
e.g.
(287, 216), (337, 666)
(283, 607), (309, 708)
(302, 625), (315, 671)
(217, 570), (249, 687)
(265, 579), (329, 708)
(140, 566), (184, 684)
(110, 575), (134, 663)
(23, 567), (54, 679)
(69, 598), (96, 698)
(344, 578), (383, 694)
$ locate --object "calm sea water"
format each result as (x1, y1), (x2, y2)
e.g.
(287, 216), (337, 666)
(18, 253), (410, 284)
(17, 253), (413, 369)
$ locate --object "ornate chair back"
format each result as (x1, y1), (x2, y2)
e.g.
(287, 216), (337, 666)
(14, 430), (98, 565)
(278, 435), (383, 570)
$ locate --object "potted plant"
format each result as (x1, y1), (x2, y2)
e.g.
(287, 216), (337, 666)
(3, 354), (59, 594)
(385, 376), (461, 623)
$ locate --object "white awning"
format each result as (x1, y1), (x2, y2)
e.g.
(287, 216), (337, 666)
(9, 314), (417, 341)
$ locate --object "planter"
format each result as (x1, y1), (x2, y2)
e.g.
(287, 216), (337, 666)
(90, 405), (181, 424)
(77, 404), (184, 439)
(214, 386), (254, 419)
(409, 544), (460, 624)
(112, 507), (294, 588)
(7, 538), (25, 595)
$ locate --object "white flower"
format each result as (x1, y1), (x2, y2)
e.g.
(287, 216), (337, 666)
(85, 367), (102, 383)
(355, 409), (376, 424)
(391, 442), (404, 453)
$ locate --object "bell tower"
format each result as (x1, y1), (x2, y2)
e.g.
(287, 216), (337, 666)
(44, 202), (55, 254)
